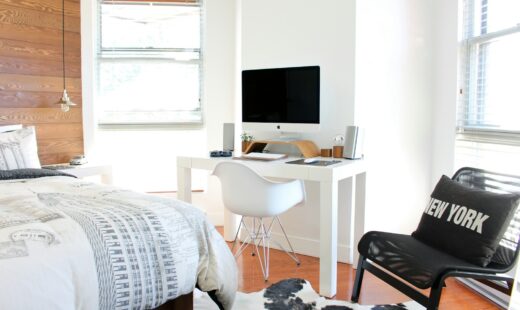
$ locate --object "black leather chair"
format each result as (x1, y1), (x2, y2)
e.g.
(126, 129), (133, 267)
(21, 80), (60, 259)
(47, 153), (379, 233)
(351, 167), (520, 310)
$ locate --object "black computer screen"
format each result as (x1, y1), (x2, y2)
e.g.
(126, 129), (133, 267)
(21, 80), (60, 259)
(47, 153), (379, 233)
(242, 66), (320, 124)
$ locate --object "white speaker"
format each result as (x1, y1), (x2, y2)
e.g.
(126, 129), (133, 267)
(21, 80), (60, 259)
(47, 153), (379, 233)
(223, 123), (234, 151)
(343, 126), (364, 159)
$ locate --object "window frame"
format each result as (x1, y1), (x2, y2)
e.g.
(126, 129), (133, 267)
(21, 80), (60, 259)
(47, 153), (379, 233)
(96, 0), (204, 126)
(457, 0), (520, 138)
(454, 0), (520, 175)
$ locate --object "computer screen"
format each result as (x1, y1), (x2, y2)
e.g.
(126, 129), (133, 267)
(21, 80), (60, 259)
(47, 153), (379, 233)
(242, 66), (320, 129)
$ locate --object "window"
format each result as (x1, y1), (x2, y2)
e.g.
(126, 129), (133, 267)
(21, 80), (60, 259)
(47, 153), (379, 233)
(456, 0), (520, 173)
(97, 0), (202, 125)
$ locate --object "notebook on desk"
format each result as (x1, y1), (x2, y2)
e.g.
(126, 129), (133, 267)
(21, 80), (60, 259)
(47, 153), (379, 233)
(239, 152), (288, 161)
(286, 159), (342, 166)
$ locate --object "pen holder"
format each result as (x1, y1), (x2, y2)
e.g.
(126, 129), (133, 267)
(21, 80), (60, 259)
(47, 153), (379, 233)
(333, 146), (344, 158)
(321, 148), (332, 157)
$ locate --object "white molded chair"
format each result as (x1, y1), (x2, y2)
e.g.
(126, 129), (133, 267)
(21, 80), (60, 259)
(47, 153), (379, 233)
(212, 161), (305, 280)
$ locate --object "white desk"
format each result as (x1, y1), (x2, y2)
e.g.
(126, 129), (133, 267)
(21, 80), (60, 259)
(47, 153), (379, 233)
(176, 156), (367, 298)
(43, 163), (113, 185)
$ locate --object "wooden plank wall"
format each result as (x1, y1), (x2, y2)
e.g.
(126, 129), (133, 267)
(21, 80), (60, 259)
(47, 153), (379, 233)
(0, 0), (83, 165)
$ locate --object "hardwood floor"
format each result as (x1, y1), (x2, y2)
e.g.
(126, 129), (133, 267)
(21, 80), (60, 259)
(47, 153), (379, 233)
(216, 227), (500, 309)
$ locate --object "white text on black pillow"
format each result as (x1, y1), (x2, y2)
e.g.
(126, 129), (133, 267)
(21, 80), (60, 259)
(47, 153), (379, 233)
(423, 198), (489, 234)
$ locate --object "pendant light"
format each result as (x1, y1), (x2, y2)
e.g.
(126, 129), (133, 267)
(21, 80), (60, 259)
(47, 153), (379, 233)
(56, 0), (76, 112)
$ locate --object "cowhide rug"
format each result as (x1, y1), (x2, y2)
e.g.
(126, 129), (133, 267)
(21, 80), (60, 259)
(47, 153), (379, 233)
(195, 278), (423, 310)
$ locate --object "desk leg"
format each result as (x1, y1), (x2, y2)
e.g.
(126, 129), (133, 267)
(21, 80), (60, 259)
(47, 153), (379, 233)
(320, 180), (338, 298)
(352, 172), (366, 268)
(177, 166), (192, 203)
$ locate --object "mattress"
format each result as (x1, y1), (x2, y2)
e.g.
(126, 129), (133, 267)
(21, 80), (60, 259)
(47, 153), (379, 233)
(0, 170), (237, 309)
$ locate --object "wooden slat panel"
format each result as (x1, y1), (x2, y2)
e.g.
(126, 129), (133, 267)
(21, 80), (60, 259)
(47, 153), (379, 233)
(0, 0), (80, 18)
(0, 90), (82, 108)
(0, 74), (81, 92)
(0, 55), (80, 78)
(0, 108), (82, 124)
(35, 123), (83, 139)
(39, 152), (79, 165)
(0, 123), (81, 141)
(0, 22), (80, 48)
(65, 57), (81, 77)
(0, 4), (80, 32)
(0, 1), (84, 163)
(37, 138), (83, 155)
(0, 38), (81, 63)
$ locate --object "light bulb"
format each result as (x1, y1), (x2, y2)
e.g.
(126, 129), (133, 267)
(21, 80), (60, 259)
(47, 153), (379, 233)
(56, 89), (75, 112)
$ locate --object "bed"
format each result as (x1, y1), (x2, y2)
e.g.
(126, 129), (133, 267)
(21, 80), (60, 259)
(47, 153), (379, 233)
(0, 168), (237, 309)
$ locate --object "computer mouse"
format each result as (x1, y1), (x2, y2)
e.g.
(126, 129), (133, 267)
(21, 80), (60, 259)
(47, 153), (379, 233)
(303, 158), (319, 164)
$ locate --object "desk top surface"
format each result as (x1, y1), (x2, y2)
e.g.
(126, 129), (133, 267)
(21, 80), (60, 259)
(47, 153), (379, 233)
(181, 154), (362, 165)
(178, 155), (366, 181)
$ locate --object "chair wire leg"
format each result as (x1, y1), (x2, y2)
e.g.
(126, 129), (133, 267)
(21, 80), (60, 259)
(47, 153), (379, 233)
(250, 218), (263, 257)
(234, 218), (255, 258)
(234, 217), (269, 280)
(260, 218), (270, 281)
(252, 217), (267, 280)
(248, 218), (270, 281)
(251, 218), (257, 256)
(254, 218), (270, 248)
(231, 217), (244, 253)
(235, 216), (297, 281)
(273, 216), (300, 265)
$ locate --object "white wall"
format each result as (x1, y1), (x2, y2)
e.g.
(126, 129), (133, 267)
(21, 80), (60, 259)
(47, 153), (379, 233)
(241, 0), (356, 148)
(204, 0), (237, 152)
(241, 0), (357, 261)
(195, 0), (237, 224)
(430, 0), (459, 185)
(354, 0), (461, 233)
(354, 0), (435, 233)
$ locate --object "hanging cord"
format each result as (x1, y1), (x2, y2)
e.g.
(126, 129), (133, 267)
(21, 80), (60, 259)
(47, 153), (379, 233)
(62, 0), (65, 90)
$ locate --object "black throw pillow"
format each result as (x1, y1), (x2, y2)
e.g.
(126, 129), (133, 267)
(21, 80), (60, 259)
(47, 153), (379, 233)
(412, 175), (520, 267)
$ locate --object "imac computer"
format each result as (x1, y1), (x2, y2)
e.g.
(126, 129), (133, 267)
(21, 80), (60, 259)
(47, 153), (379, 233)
(242, 66), (320, 135)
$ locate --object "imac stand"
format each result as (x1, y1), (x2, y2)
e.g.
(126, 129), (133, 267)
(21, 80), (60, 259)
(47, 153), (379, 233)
(271, 132), (301, 142)
(243, 139), (320, 158)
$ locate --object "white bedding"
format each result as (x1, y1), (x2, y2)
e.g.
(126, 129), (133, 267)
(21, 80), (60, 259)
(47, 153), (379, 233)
(0, 175), (237, 309)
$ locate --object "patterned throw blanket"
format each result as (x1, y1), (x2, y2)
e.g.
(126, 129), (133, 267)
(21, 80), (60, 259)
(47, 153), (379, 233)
(0, 173), (237, 309)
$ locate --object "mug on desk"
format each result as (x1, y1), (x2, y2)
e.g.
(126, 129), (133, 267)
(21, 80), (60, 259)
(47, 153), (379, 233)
(321, 148), (332, 157)
(333, 146), (344, 158)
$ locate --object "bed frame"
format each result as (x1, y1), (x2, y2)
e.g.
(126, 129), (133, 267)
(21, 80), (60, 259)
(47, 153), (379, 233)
(154, 292), (193, 310)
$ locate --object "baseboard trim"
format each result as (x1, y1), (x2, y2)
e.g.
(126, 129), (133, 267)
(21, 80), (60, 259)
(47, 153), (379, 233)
(266, 232), (351, 263)
(457, 278), (509, 309)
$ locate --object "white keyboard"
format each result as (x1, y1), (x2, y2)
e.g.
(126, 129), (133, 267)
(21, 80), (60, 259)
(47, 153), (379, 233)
(243, 152), (287, 160)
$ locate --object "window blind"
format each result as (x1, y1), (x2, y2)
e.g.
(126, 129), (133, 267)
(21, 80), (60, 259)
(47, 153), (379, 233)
(97, 0), (203, 125)
(455, 0), (520, 173)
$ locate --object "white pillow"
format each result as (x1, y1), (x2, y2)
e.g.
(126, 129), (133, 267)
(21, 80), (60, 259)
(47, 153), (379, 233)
(0, 124), (23, 133)
(0, 126), (41, 170)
